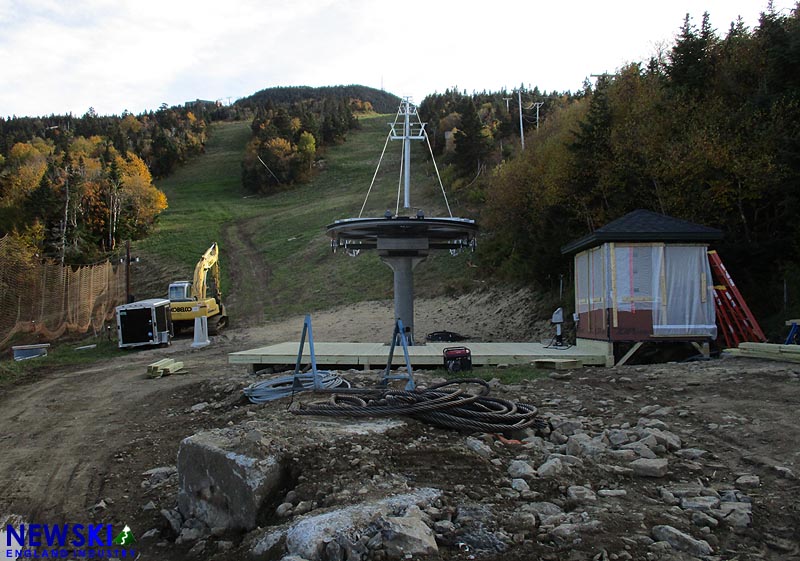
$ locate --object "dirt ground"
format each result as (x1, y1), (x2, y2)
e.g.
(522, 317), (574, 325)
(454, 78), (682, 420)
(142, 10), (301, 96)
(1, 290), (798, 560)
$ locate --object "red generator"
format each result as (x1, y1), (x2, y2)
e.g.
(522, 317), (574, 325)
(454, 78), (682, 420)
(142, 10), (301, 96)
(443, 347), (472, 372)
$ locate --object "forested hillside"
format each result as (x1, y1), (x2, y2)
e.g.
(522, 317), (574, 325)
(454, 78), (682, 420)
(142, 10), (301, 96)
(0, 85), (397, 264)
(0, 102), (245, 262)
(236, 85), (401, 114)
(420, 7), (800, 324)
(238, 86), (401, 193)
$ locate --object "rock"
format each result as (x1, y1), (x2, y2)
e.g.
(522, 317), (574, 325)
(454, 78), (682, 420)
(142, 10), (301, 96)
(567, 485), (597, 503)
(465, 437), (493, 459)
(324, 539), (343, 561)
(143, 465), (178, 479)
(176, 526), (207, 545)
(651, 525), (713, 556)
(90, 499), (107, 512)
(639, 405), (661, 415)
(548, 521), (602, 545)
(735, 474), (760, 488)
(637, 418), (669, 430)
(433, 520), (456, 534)
(548, 453), (584, 467)
(711, 502), (752, 528)
(177, 430), (286, 531)
(680, 496), (720, 512)
(508, 460), (536, 479)
(511, 478), (530, 492)
(270, 489), (441, 561)
(380, 515), (438, 558)
(691, 511), (719, 528)
(550, 431), (569, 445)
(659, 489), (679, 506)
(141, 528), (160, 540)
(294, 501), (313, 516)
(161, 508), (183, 535)
(187, 539), (206, 556)
(522, 502), (563, 524)
(597, 489), (627, 498)
(522, 435), (547, 450)
(537, 456), (566, 478)
(190, 402), (209, 412)
(142, 501), (156, 511)
(566, 433), (607, 457)
(620, 441), (657, 459)
(650, 407), (674, 417)
(639, 428), (681, 451)
(552, 419), (583, 436)
(630, 458), (668, 478)
(606, 429), (631, 447)
(276, 503), (294, 517)
(216, 540), (234, 552)
(607, 449), (638, 462)
(675, 448), (709, 460)
(663, 483), (703, 497)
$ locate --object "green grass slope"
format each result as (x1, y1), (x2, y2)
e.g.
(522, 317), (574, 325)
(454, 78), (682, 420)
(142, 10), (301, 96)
(133, 115), (479, 323)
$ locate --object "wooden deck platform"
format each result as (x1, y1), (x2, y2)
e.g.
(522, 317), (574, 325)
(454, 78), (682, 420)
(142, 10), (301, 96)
(229, 341), (610, 370)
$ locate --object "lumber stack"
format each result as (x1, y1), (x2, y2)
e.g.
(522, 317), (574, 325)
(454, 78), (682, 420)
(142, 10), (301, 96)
(727, 342), (800, 364)
(147, 358), (186, 378)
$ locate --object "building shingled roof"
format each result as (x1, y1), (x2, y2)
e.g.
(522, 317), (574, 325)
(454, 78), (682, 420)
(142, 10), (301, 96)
(560, 209), (723, 255)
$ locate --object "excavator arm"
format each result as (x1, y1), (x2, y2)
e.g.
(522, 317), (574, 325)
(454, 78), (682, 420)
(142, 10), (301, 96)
(192, 242), (222, 302)
(169, 242), (227, 334)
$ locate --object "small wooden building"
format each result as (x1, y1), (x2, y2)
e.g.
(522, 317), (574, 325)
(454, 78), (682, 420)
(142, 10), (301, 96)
(561, 210), (723, 344)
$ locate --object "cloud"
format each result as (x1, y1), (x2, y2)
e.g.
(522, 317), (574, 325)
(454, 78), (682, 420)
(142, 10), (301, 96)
(0, 0), (794, 117)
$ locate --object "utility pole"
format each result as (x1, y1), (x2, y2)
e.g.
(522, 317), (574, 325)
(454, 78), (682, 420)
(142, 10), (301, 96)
(503, 97), (512, 112)
(125, 240), (132, 303)
(123, 240), (140, 303)
(518, 90), (525, 151)
(532, 101), (544, 130)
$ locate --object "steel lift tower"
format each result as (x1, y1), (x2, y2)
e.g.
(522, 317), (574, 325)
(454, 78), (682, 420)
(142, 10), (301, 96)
(327, 99), (478, 344)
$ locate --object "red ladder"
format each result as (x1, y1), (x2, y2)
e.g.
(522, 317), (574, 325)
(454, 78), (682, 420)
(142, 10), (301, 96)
(708, 250), (766, 347)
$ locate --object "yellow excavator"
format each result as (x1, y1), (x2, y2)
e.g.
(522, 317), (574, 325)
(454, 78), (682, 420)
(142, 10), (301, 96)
(168, 242), (228, 335)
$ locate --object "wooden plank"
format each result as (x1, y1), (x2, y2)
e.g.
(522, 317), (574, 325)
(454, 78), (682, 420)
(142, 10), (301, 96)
(739, 342), (800, 355)
(616, 341), (644, 367)
(229, 341), (609, 368)
(147, 358), (175, 375)
(160, 361), (184, 375)
(735, 351), (800, 364)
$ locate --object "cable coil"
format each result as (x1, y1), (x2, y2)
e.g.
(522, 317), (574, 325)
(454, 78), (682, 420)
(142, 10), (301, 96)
(244, 373), (350, 403)
(290, 378), (545, 435)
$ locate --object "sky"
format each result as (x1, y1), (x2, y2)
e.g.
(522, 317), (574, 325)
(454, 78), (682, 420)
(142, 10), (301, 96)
(0, 0), (795, 118)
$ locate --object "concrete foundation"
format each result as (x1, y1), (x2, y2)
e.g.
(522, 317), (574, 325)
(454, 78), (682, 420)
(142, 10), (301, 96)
(177, 418), (407, 532)
(177, 430), (285, 531)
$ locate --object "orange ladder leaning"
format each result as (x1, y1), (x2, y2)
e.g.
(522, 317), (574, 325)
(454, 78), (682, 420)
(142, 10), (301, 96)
(708, 250), (766, 348)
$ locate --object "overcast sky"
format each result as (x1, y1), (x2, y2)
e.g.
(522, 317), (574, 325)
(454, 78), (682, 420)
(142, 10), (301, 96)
(0, 0), (795, 118)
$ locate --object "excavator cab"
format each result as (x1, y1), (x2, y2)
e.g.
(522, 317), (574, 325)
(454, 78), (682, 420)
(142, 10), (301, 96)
(168, 281), (193, 302)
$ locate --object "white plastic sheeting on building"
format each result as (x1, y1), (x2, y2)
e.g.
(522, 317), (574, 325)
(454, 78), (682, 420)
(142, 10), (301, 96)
(575, 243), (717, 339)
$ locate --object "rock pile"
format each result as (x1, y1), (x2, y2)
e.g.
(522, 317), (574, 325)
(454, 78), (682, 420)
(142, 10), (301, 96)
(140, 365), (800, 560)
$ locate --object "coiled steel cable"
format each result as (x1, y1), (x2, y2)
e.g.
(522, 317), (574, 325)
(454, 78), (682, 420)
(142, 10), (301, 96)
(290, 378), (545, 434)
(244, 373), (350, 403)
